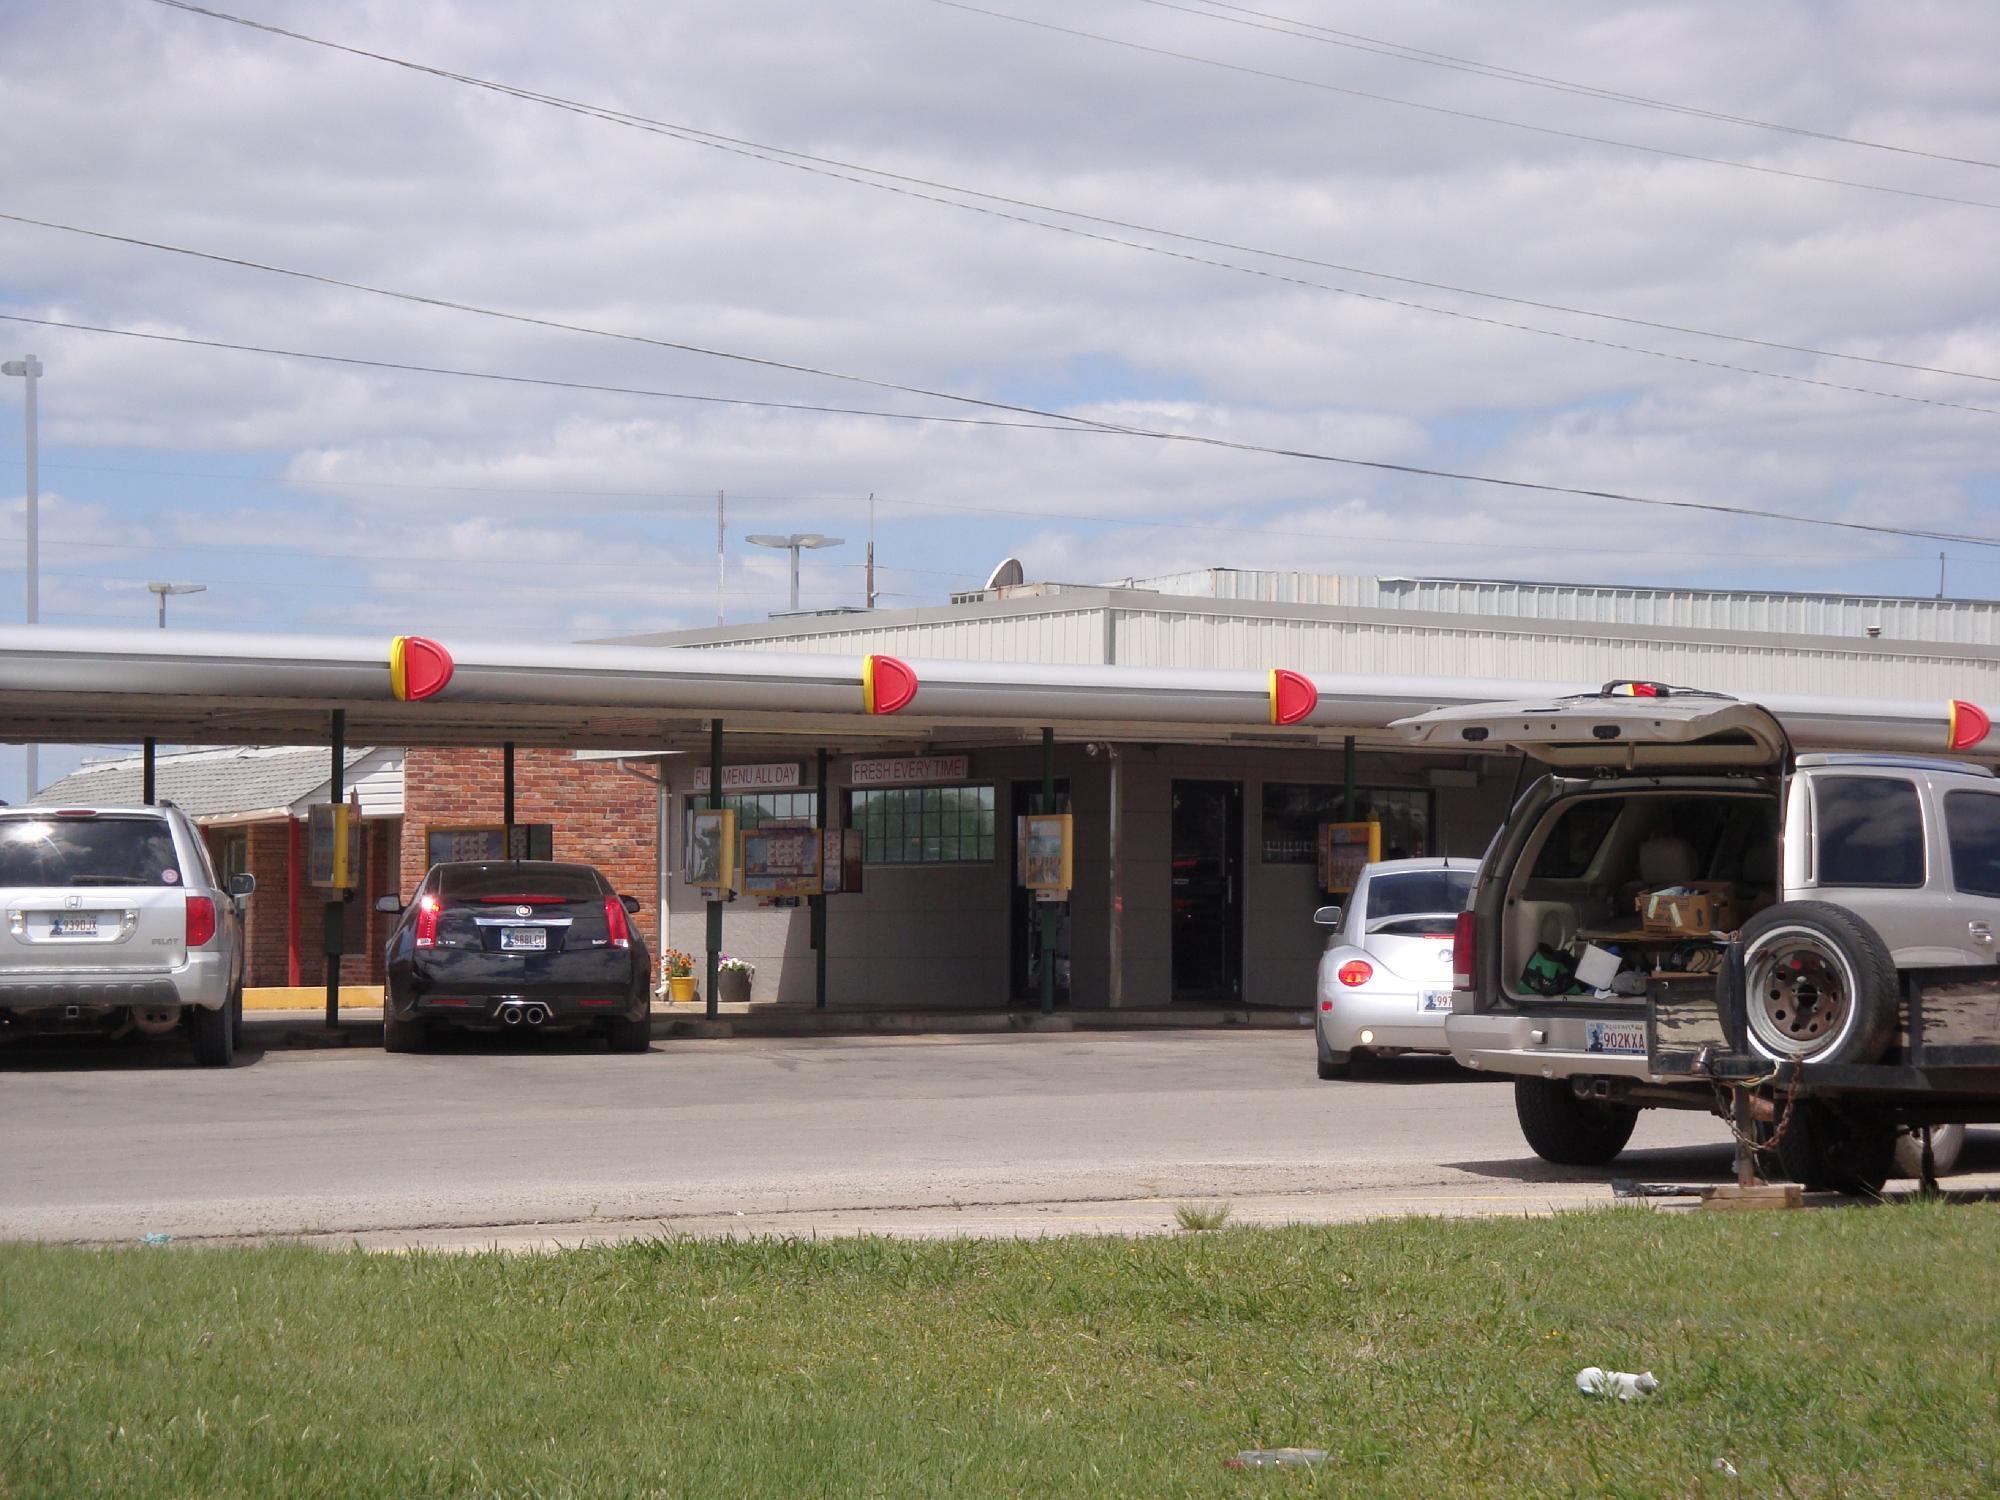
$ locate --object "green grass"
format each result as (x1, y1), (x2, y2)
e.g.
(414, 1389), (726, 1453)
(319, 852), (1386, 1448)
(1173, 1201), (1233, 1232)
(3, 1206), (1999, 1497)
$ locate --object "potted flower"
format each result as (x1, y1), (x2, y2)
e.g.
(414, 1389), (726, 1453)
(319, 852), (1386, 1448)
(661, 948), (697, 1004)
(717, 954), (754, 1004)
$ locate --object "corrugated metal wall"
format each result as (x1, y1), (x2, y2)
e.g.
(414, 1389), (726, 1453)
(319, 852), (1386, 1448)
(687, 609), (1106, 664)
(1144, 569), (2000, 646)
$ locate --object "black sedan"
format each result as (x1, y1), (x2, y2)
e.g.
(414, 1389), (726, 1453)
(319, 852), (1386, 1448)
(379, 860), (652, 1053)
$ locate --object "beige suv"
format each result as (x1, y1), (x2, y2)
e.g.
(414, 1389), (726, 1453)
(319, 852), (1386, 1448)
(1397, 685), (2000, 1194)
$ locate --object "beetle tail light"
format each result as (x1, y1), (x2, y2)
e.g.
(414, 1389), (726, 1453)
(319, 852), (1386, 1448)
(413, 893), (440, 949)
(1452, 910), (1477, 990)
(185, 895), (217, 949)
(604, 896), (632, 949)
(1337, 959), (1374, 987)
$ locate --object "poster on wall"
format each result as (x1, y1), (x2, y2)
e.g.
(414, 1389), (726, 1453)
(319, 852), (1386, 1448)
(1021, 813), (1074, 892)
(685, 808), (738, 892)
(822, 828), (864, 895)
(1318, 820), (1382, 894)
(740, 823), (823, 898)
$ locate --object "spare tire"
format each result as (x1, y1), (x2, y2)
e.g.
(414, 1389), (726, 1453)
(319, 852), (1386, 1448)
(1740, 902), (1897, 1067)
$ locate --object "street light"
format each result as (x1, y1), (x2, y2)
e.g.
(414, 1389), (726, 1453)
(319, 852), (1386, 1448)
(3, 354), (41, 800)
(148, 581), (206, 628)
(746, 532), (845, 612)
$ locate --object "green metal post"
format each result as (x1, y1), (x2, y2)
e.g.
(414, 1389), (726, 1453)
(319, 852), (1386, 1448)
(1342, 734), (1357, 822)
(502, 741), (515, 853)
(325, 709), (345, 1029)
(142, 737), (156, 805)
(814, 747), (829, 1010)
(706, 718), (723, 1021)
(1040, 727), (1057, 1015)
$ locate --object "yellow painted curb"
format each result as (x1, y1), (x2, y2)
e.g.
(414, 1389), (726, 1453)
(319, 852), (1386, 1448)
(244, 985), (384, 1011)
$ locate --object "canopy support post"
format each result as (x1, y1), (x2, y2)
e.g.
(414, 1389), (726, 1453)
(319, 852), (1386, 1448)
(502, 741), (515, 852)
(1342, 735), (1357, 822)
(1041, 727), (1057, 1016)
(324, 709), (345, 1030)
(142, 737), (156, 805)
(814, 748), (830, 1009)
(707, 718), (723, 1021)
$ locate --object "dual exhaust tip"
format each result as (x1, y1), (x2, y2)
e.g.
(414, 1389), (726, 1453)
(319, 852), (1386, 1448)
(500, 1003), (549, 1028)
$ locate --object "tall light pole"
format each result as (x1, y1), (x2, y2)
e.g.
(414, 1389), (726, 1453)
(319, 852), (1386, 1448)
(3, 354), (41, 800)
(746, 532), (845, 612)
(148, 581), (206, 628)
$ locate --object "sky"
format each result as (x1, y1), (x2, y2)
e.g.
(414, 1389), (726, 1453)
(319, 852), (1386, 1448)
(5, 0), (2000, 800)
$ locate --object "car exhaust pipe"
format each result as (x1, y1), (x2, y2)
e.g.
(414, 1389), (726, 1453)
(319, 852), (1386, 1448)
(501, 1006), (524, 1026)
(523, 1004), (547, 1027)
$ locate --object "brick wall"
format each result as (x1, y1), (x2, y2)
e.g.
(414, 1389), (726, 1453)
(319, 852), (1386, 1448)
(203, 816), (399, 989)
(401, 748), (660, 960)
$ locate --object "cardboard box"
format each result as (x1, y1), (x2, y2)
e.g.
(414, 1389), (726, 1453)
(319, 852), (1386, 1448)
(1639, 882), (1745, 937)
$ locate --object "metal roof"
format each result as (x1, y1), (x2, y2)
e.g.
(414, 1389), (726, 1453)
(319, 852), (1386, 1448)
(31, 744), (377, 820)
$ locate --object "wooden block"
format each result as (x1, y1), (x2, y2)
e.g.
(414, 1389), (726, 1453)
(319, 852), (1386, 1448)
(1699, 1184), (1804, 1211)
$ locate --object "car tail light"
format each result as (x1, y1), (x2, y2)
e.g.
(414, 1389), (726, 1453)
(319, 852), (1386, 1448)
(1453, 910), (1477, 989)
(604, 896), (632, 949)
(413, 893), (440, 949)
(185, 895), (217, 948)
(1337, 959), (1373, 987)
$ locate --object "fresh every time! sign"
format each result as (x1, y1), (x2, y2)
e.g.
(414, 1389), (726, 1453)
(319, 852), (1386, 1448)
(848, 755), (970, 786)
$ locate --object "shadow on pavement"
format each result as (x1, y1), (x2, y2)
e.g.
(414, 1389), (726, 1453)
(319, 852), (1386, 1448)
(1337, 1054), (1506, 1086)
(0, 1033), (268, 1072)
(1445, 1142), (1739, 1186)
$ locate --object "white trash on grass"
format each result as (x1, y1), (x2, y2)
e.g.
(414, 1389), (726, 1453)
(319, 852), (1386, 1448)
(1576, 1367), (1658, 1401)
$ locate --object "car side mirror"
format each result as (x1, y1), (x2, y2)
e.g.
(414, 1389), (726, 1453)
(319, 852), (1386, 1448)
(619, 894), (642, 914)
(374, 894), (404, 914)
(1313, 905), (1343, 927)
(229, 872), (257, 898)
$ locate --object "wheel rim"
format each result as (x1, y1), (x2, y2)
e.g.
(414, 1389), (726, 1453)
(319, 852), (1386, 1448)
(1745, 927), (1858, 1060)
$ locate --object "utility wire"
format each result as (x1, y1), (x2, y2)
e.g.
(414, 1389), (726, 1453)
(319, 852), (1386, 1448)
(0, 312), (1093, 434)
(146, 0), (2000, 396)
(920, 0), (2000, 213)
(1155, 0), (2000, 171)
(10, 213), (2000, 551)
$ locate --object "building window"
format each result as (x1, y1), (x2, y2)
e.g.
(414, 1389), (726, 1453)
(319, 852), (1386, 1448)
(1260, 783), (1433, 863)
(684, 790), (819, 835)
(846, 785), (995, 865)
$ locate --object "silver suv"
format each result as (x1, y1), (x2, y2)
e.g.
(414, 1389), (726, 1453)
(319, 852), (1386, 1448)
(1397, 685), (2000, 1194)
(0, 802), (253, 1065)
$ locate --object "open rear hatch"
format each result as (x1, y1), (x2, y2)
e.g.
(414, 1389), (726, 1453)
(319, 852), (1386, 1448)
(1391, 682), (1790, 772)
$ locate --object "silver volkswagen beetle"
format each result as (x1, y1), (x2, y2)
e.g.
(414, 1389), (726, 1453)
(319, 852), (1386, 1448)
(1314, 857), (1477, 1078)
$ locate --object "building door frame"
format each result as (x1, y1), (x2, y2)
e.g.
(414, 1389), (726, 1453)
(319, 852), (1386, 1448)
(1009, 777), (1071, 1005)
(1171, 779), (1243, 1001)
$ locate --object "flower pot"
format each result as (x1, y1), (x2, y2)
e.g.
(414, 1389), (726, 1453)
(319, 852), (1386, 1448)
(667, 975), (696, 1004)
(718, 968), (752, 1004)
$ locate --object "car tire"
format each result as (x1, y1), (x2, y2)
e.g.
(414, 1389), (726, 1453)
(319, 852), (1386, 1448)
(189, 1000), (234, 1068)
(1513, 1077), (1637, 1166)
(1740, 902), (1897, 1067)
(1893, 1122), (1965, 1180)
(383, 1009), (431, 1055)
(1316, 1050), (1350, 1080)
(1777, 1099), (1895, 1195)
(607, 1009), (652, 1054)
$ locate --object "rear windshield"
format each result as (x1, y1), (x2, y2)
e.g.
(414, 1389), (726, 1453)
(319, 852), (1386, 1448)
(435, 863), (603, 902)
(0, 815), (181, 887)
(1365, 870), (1476, 920)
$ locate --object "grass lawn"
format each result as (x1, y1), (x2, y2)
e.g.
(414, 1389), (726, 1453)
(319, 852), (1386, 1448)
(3, 1205), (1998, 1497)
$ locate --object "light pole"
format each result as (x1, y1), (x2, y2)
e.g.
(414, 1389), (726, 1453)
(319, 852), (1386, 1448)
(148, 581), (206, 628)
(746, 532), (845, 612)
(3, 354), (41, 800)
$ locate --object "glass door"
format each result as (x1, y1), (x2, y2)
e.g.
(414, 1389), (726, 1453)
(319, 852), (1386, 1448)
(1171, 780), (1242, 1001)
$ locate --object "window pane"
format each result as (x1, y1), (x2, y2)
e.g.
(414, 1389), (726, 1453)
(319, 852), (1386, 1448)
(1816, 776), (1924, 888)
(1260, 783), (1433, 864)
(1947, 791), (2000, 897)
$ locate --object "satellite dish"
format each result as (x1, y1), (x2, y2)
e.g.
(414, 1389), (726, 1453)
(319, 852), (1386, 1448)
(984, 556), (1026, 590)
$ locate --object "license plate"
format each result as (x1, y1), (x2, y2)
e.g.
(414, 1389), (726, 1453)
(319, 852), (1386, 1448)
(1585, 1020), (1647, 1055)
(49, 914), (100, 937)
(1420, 990), (1454, 1013)
(500, 927), (547, 952)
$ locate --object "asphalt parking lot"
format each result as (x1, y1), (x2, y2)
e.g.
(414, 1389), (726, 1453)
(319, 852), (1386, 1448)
(0, 1025), (1809, 1248)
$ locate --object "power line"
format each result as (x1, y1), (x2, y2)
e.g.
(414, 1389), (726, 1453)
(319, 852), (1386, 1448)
(1154, 0), (2000, 172)
(9, 212), (2000, 551)
(143, 0), (2000, 400)
(920, 0), (2000, 214)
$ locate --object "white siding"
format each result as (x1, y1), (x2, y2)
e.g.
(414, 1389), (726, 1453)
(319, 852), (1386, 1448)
(684, 609), (1107, 664)
(292, 748), (404, 818)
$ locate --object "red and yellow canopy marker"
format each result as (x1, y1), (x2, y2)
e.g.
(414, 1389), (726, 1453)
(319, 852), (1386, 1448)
(1269, 669), (1318, 726)
(389, 636), (455, 701)
(1950, 699), (1992, 751)
(862, 654), (918, 715)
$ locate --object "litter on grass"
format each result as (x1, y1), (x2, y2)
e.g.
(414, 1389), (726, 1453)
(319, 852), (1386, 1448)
(139, 1232), (173, 1246)
(1227, 1448), (1328, 1470)
(1576, 1367), (1659, 1400)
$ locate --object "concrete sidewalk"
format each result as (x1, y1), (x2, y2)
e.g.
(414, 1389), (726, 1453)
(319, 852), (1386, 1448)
(242, 1002), (1316, 1050)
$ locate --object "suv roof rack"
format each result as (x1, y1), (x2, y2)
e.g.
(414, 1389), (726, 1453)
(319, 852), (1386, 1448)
(1795, 752), (1995, 777)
